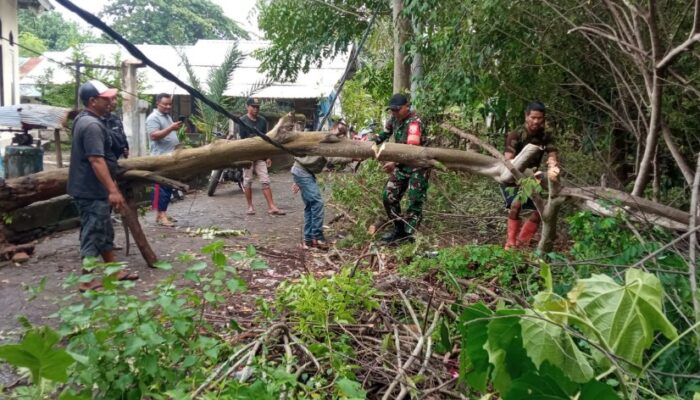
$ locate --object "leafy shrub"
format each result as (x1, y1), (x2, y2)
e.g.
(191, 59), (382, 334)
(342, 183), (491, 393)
(402, 244), (530, 287)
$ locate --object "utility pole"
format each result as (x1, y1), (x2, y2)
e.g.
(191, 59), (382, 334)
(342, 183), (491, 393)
(65, 61), (121, 108)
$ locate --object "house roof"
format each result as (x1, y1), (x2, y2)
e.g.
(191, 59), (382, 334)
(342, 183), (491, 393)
(20, 40), (348, 100)
(18, 0), (53, 11)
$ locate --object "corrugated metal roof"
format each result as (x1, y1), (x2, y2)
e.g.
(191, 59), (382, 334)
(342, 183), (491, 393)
(21, 40), (348, 100)
(0, 104), (71, 129)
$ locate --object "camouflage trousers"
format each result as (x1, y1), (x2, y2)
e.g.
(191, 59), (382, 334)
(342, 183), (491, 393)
(382, 166), (431, 234)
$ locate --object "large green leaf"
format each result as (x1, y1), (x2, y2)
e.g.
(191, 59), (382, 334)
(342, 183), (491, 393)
(0, 327), (75, 384)
(483, 309), (533, 394)
(568, 269), (678, 367)
(520, 292), (594, 383)
(458, 303), (493, 391)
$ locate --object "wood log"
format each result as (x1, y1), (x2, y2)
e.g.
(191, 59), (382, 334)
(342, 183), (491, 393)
(0, 114), (695, 234)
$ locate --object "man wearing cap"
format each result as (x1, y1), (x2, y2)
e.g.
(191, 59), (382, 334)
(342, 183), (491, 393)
(502, 101), (559, 249)
(67, 80), (139, 291)
(373, 93), (430, 244)
(146, 93), (183, 226)
(239, 97), (285, 216)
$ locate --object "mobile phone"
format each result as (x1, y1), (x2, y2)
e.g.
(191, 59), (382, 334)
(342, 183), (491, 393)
(178, 116), (187, 123)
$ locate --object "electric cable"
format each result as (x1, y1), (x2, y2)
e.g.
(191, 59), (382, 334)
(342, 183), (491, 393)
(55, 0), (303, 157)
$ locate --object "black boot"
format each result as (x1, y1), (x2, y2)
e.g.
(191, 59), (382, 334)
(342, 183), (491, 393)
(381, 221), (409, 244)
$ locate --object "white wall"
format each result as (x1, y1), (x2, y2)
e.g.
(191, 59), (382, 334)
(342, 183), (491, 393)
(0, 0), (20, 105)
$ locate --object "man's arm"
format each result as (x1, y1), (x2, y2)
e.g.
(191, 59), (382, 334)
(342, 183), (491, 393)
(148, 118), (182, 141)
(504, 131), (518, 160)
(88, 156), (126, 211)
(373, 119), (394, 144)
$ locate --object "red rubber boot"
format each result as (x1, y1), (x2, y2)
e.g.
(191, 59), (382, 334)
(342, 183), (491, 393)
(517, 219), (540, 248)
(504, 219), (520, 249)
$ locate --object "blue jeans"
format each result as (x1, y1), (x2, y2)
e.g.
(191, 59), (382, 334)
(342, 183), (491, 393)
(293, 173), (325, 242)
(152, 184), (172, 212)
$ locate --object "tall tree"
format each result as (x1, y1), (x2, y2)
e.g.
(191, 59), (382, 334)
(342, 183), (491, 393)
(99, 0), (249, 45)
(18, 9), (97, 52)
(255, 0), (390, 82)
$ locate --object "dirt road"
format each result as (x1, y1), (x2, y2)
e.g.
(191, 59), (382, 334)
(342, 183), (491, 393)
(0, 171), (327, 343)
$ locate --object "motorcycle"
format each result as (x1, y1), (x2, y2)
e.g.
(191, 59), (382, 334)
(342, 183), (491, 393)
(207, 132), (245, 196)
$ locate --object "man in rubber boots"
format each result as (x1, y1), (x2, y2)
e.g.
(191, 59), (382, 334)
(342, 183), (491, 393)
(373, 93), (430, 244)
(502, 101), (559, 249)
(67, 80), (139, 291)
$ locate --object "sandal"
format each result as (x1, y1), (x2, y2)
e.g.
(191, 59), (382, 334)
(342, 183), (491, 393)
(313, 240), (330, 251)
(268, 209), (286, 216)
(78, 279), (103, 293)
(246, 209), (256, 215)
(156, 218), (175, 227)
(114, 270), (139, 281)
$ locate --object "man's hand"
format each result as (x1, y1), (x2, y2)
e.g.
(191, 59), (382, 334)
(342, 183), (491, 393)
(170, 121), (184, 131)
(292, 183), (300, 194)
(108, 190), (127, 212)
(547, 165), (560, 181)
(383, 162), (396, 174)
(266, 158), (272, 167)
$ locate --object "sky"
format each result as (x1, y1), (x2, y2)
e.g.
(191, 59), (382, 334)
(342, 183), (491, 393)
(49, 0), (262, 38)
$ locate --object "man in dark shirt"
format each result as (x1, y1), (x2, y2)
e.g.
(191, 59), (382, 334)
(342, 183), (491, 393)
(373, 93), (430, 244)
(67, 80), (139, 291)
(104, 96), (129, 159)
(502, 101), (559, 249)
(239, 97), (285, 216)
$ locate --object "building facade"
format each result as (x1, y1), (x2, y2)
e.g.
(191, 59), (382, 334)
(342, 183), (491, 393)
(0, 0), (52, 106)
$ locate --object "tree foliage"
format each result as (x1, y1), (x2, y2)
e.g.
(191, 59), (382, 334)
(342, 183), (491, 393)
(99, 0), (249, 45)
(18, 9), (97, 52)
(255, 0), (389, 81)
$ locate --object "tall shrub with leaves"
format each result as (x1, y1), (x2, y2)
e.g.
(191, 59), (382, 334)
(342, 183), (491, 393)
(458, 265), (684, 399)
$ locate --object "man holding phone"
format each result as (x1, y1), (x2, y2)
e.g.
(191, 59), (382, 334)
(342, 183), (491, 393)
(146, 93), (182, 226)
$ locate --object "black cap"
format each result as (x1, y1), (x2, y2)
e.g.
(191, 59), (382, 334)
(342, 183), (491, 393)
(246, 97), (261, 107)
(78, 80), (117, 106)
(386, 93), (409, 111)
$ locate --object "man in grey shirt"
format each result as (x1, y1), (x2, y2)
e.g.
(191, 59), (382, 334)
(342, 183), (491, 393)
(67, 80), (139, 291)
(146, 93), (183, 226)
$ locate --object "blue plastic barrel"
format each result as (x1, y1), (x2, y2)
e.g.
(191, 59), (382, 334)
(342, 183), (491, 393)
(4, 146), (44, 178)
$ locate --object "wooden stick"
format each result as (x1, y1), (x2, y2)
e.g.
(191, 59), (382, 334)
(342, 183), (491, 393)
(118, 203), (157, 267)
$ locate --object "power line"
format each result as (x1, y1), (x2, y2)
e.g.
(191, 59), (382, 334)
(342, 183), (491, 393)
(55, 0), (302, 157)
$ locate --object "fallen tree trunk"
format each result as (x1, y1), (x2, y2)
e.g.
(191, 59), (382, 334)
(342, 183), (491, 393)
(0, 114), (695, 234)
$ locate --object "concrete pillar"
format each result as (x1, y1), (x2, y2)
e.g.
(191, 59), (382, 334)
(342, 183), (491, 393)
(121, 59), (146, 156)
(138, 99), (149, 156)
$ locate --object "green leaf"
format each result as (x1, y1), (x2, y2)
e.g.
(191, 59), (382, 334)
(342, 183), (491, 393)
(336, 377), (367, 399)
(246, 244), (257, 257)
(568, 269), (677, 367)
(153, 261), (173, 270)
(226, 278), (245, 293)
(579, 380), (620, 399)
(250, 259), (268, 270)
(458, 303), (492, 391)
(520, 292), (594, 383)
(504, 362), (579, 400)
(484, 309), (533, 394)
(0, 327), (74, 384)
(188, 261), (208, 272)
(212, 252), (227, 267)
(124, 336), (147, 356)
(230, 252), (245, 261)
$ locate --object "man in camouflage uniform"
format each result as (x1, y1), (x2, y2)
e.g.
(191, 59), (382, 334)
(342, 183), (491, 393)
(502, 101), (559, 249)
(373, 93), (430, 244)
